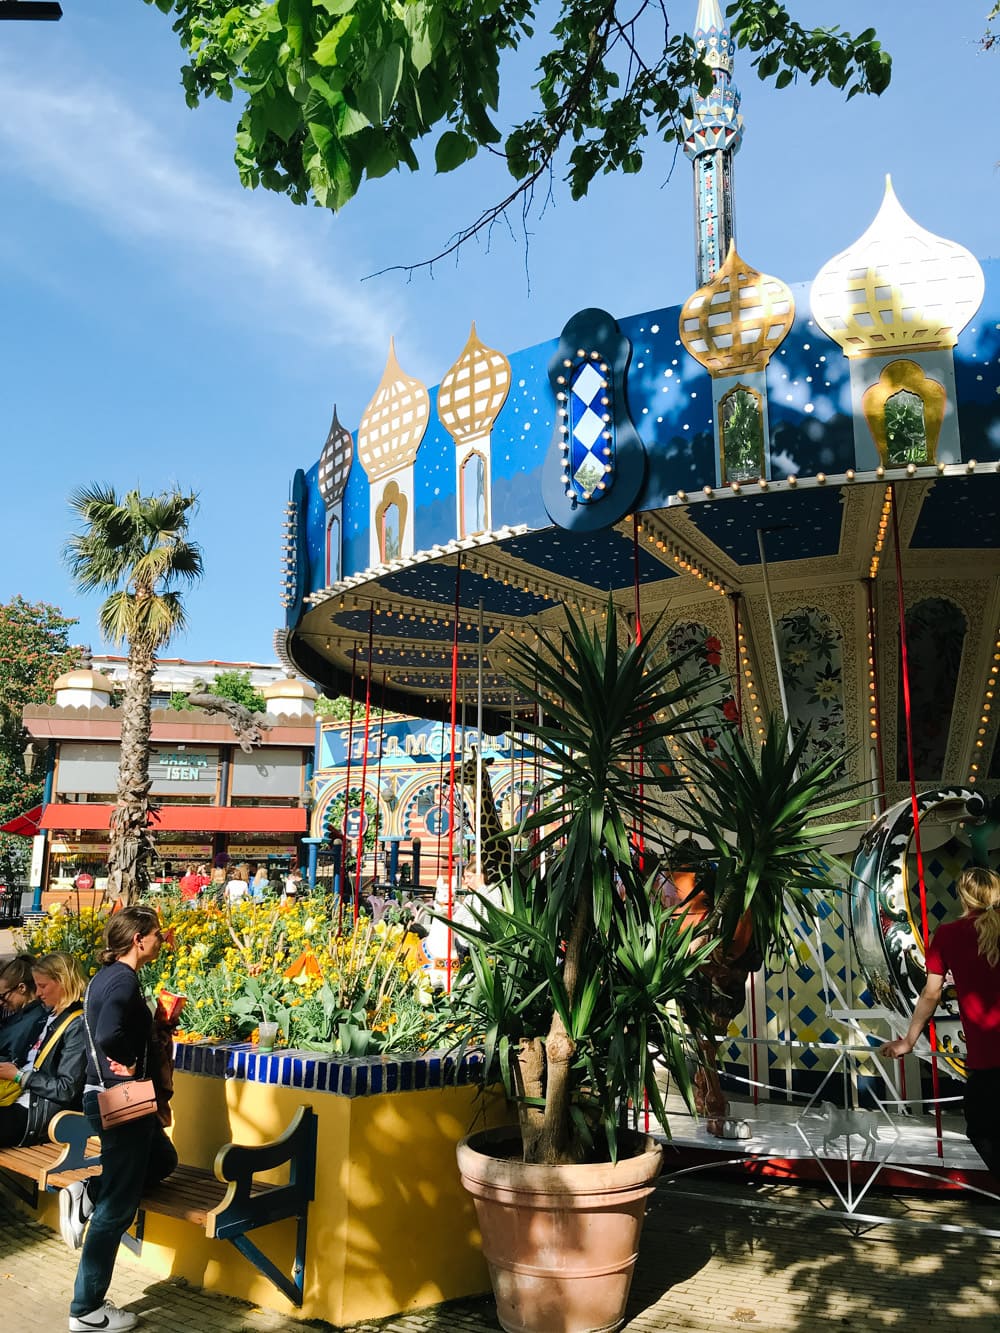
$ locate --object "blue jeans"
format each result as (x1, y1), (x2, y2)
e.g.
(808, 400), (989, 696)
(70, 1090), (178, 1317)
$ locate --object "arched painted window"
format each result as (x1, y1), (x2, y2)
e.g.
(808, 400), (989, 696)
(896, 598), (966, 781)
(460, 451), (488, 537)
(375, 481), (407, 563)
(326, 513), (341, 584)
(884, 388), (927, 465)
(719, 383), (764, 484)
(777, 607), (846, 777)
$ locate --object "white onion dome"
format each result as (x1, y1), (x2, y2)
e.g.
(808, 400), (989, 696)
(810, 177), (985, 358)
(52, 668), (115, 695)
(317, 406), (354, 507)
(679, 241), (795, 376)
(357, 339), (430, 482)
(261, 677), (319, 702)
(437, 323), (512, 444)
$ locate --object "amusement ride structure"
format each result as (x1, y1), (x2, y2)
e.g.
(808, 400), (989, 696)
(277, 0), (1000, 1216)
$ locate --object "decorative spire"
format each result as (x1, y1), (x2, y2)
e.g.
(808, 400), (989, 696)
(356, 339), (430, 482)
(437, 323), (512, 443)
(679, 241), (794, 376)
(317, 405), (354, 508)
(811, 177), (984, 358)
(683, 0), (744, 287)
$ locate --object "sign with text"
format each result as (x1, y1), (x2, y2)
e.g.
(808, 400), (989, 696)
(148, 747), (219, 795)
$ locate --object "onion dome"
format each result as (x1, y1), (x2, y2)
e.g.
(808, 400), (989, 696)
(811, 177), (984, 358)
(261, 675), (318, 718)
(317, 406), (353, 508)
(261, 676), (318, 702)
(357, 339), (430, 482)
(437, 323), (512, 443)
(52, 668), (115, 695)
(679, 242), (794, 376)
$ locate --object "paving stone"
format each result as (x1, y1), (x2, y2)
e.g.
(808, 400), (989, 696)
(2, 1177), (998, 1332)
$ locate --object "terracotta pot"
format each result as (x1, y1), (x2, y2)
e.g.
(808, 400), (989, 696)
(456, 1126), (662, 1333)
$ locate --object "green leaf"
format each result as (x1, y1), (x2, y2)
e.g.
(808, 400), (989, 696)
(313, 14), (355, 66)
(355, 43), (404, 126)
(434, 128), (474, 173)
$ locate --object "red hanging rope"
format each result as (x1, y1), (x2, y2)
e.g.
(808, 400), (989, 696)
(352, 607), (376, 927)
(631, 514), (645, 872)
(337, 653), (359, 937)
(889, 483), (943, 1156)
(445, 561), (463, 992)
(372, 671), (386, 882)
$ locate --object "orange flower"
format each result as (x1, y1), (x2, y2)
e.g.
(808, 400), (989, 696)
(283, 949), (323, 985)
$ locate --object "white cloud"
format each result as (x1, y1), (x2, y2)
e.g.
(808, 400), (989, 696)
(0, 60), (412, 370)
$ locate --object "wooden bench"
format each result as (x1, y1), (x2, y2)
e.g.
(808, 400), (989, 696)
(0, 1106), (317, 1306)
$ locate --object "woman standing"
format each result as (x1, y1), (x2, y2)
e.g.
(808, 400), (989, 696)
(882, 866), (1000, 1177)
(0, 952), (86, 1146)
(64, 907), (177, 1333)
(0, 955), (46, 1063)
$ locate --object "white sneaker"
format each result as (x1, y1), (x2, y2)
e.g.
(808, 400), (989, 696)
(68, 1303), (137, 1332)
(59, 1179), (93, 1251)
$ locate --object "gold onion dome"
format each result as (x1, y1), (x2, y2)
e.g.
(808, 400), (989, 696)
(357, 339), (430, 482)
(678, 242), (794, 376)
(53, 668), (114, 695)
(810, 177), (984, 358)
(261, 676), (318, 701)
(317, 406), (354, 507)
(437, 322), (512, 443)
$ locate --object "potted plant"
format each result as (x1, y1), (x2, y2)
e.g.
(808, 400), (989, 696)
(445, 606), (864, 1333)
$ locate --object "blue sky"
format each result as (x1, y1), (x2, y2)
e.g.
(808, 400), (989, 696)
(0, 1), (995, 663)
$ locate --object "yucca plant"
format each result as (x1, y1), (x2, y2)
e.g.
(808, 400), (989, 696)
(675, 715), (867, 960)
(444, 603), (720, 1166)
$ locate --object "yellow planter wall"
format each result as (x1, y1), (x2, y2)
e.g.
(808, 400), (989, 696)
(36, 1065), (510, 1326)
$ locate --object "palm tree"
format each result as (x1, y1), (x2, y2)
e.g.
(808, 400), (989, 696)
(65, 486), (203, 904)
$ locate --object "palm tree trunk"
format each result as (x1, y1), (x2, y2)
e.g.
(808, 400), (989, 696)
(107, 633), (156, 905)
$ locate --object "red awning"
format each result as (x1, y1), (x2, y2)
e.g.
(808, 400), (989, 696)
(38, 805), (307, 834)
(0, 804), (43, 837)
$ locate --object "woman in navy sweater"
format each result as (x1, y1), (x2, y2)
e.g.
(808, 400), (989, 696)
(63, 907), (177, 1333)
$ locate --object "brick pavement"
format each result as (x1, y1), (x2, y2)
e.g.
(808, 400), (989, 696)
(3, 1178), (998, 1332)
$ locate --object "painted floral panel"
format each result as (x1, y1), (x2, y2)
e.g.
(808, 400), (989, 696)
(777, 608), (846, 777)
(665, 621), (738, 753)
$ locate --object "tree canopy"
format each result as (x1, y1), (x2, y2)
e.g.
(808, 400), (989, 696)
(0, 597), (77, 880)
(145, 1), (890, 237)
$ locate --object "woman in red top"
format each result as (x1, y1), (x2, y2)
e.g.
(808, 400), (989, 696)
(882, 867), (1000, 1177)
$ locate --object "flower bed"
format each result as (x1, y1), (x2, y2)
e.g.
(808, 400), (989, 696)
(17, 895), (443, 1056)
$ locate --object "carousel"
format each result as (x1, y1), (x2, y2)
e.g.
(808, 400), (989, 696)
(277, 0), (1000, 1218)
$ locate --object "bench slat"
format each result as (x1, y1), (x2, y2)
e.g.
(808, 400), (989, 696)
(141, 1164), (277, 1228)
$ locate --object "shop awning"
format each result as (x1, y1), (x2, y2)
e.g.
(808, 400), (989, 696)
(38, 804), (307, 834)
(0, 804), (43, 837)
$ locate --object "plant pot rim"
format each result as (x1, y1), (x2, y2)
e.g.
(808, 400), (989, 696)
(458, 1125), (663, 1196)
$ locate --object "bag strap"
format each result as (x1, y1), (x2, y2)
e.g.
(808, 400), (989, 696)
(33, 1006), (81, 1071)
(82, 984), (108, 1091)
(83, 976), (147, 1087)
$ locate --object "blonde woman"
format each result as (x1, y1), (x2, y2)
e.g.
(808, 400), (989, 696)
(882, 867), (1000, 1176)
(0, 952), (86, 1148)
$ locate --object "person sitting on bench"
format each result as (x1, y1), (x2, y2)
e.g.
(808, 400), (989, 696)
(0, 952), (86, 1147)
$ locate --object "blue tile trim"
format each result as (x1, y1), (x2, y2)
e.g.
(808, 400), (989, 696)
(171, 1040), (485, 1099)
